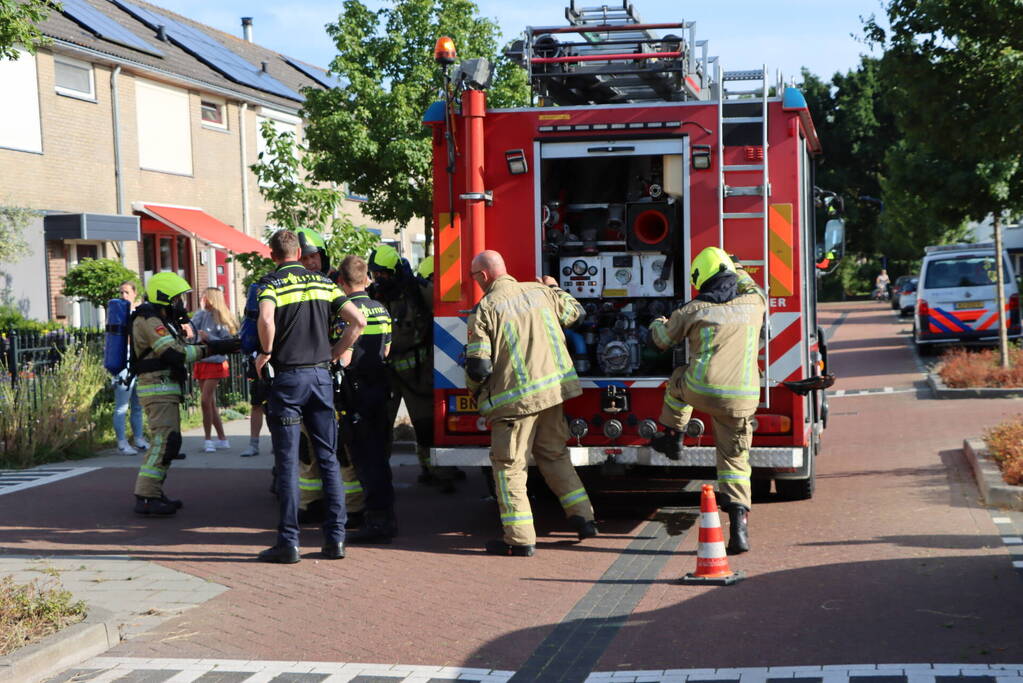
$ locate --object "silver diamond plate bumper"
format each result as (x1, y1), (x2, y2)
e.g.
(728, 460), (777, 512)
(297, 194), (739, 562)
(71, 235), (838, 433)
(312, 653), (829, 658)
(432, 445), (804, 468)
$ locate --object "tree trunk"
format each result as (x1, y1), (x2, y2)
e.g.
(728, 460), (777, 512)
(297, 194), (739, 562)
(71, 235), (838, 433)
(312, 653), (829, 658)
(423, 214), (433, 257)
(994, 214), (1010, 369)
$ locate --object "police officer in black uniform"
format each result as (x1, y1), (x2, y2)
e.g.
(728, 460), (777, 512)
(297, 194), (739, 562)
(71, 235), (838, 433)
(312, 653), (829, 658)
(254, 230), (366, 564)
(334, 255), (398, 543)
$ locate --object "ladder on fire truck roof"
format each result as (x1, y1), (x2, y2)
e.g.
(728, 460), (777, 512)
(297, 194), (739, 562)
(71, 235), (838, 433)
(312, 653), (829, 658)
(717, 64), (773, 408)
(516, 1), (713, 105)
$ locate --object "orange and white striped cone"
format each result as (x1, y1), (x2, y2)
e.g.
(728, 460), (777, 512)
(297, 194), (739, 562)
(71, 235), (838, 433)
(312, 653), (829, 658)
(680, 484), (744, 585)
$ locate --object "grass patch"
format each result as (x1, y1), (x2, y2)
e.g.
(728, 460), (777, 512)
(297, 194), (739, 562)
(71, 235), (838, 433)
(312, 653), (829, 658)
(0, 576), (86, 656)
(936, 346), (1023, 388)
(985, 416), (1023, 486)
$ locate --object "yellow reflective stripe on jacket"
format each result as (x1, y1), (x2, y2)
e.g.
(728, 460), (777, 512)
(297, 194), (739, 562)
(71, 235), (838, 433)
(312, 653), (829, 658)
(742, 326), (758, 388)
(479, 367), (578, 414)
(684, 372), (760, 399)
(502, 321), (529, 386)
(274, 285), (339, 307)
(137, 383), (181, 397)
(152, 335), (176, 352)
(541, 309), (571, 373)
(556, 289), (583, 326)
(466, 340), (491, 356)
(344, 480), (363, 494)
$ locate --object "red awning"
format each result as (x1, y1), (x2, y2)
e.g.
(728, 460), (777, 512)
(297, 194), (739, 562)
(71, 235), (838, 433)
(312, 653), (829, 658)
(135, 203), (270, 257)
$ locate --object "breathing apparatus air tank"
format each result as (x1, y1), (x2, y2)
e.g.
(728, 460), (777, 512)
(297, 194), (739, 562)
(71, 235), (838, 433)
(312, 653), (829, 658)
(103, 297), (131, 376)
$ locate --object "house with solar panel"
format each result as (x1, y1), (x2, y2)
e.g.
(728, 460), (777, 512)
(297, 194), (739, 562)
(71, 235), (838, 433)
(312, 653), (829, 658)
(0, 0), (419, 325)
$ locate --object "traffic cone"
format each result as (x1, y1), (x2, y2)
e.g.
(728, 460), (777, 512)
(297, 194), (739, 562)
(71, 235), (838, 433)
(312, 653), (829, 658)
(679, 484), (744, 585)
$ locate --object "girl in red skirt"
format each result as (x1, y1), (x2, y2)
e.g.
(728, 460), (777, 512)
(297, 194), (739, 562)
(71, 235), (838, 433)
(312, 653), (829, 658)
(192, 287), (238, 452)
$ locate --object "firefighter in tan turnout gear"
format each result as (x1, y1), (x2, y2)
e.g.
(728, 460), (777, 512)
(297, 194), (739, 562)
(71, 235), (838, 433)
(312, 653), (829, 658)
(464, 250), (598, 557)
(648, 247), (766, 554)
(132, 272), (239, 516)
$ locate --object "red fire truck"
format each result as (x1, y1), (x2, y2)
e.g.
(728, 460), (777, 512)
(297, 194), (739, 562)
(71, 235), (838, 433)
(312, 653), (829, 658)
(424, 2), (839, 500)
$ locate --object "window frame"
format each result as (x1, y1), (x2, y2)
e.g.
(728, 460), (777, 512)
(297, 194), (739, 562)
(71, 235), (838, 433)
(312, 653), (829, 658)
(200, 97), (228, 130)
(54, 55), (96, 102)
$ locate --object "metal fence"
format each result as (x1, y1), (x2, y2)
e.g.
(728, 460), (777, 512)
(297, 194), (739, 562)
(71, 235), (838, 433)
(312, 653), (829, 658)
(1, 329), (250, 413)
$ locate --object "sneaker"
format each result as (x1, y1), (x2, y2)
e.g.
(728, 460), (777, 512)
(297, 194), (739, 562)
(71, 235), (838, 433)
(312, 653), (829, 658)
(134, 437), (150, 450)
(239, 444), (260, 458)
(215, 439), (231, 450)
(117, 440), (138, 456)
(203, 440), (216, 453)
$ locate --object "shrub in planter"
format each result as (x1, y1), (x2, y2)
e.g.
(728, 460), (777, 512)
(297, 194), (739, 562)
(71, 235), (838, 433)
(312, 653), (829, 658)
(984, 416), (1023, 486)
(937, 346), (1023, 388)
(0, 342), (107, 468)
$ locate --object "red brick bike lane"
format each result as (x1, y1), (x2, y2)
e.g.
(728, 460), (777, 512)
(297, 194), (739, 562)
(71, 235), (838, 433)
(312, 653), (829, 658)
(0, 463), (656, 669)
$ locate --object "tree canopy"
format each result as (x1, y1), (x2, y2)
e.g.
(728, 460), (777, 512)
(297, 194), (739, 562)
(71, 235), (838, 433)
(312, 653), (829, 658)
(0, 0), (53, 61)
(301, 0), (529, 251)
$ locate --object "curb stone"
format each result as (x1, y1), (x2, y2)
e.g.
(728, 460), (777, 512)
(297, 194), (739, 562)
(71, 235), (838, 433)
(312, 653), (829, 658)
(0, 606), (120, 683)
(928, 373), (1023, 399)
(963, 438), (1023, 510)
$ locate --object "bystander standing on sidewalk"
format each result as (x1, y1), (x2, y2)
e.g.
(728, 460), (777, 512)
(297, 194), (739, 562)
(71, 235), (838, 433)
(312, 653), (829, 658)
(191, 287), (238, 453)
(113, 280), (149, 456)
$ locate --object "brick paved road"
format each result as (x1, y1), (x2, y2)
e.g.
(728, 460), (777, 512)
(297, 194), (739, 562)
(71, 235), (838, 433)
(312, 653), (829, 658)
(3, 301), (1022, 681)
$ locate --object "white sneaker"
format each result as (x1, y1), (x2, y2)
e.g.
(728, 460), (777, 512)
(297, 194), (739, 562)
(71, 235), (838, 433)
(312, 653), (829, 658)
(134, 437), (150, 450)
(117, 440), (138, 455)
(203, 440), (216, 453)
(215, 439), (231, 450)
(239, 444), (259, 458)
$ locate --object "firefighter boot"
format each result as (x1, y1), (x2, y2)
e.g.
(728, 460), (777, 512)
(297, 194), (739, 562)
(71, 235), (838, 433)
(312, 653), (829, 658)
(134, 496), (177, 517)
(649, 427), (684, 460)
(347, 510), (395, 544)
(159, 494), (183, 510)
(568, 515), (598, 540)
(726, 504), (750, 555)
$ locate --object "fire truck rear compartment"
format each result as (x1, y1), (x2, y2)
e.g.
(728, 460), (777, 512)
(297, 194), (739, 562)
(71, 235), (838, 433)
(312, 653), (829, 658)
(540, 149), (683, 379)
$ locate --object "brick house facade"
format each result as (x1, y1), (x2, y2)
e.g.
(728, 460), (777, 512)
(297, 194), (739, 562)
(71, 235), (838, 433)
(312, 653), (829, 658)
(0, 0), (421, 323)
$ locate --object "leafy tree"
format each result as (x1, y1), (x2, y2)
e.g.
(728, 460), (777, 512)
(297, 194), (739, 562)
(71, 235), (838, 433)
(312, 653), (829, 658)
(0, 0), (53, 61)
(243, 120), (381, 285)
(62, 259), (139, 309)
(865, 0), (1023, 365)
(302, 0), (530, 253)
(0, 204), (37, 263)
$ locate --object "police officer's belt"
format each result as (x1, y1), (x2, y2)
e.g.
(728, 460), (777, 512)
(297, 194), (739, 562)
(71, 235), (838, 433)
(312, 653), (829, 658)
(272, 361), (330, 372)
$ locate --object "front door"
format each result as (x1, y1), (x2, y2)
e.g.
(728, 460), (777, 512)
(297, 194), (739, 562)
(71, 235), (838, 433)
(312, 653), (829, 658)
(215, 249), (230, 308)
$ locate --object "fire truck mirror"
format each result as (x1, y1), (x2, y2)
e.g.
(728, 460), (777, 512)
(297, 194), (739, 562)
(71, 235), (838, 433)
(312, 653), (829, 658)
(824, 218), (845, 256)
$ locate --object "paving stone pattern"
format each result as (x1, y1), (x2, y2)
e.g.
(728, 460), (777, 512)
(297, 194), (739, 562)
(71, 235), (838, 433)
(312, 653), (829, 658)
(0, 555), (226, 639)
(43, 660), (1023, 683)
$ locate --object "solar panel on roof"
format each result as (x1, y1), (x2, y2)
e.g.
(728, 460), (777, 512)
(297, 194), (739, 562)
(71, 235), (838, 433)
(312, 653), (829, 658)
(60, 0), (164, 56)
(284, 57), (343, 90)
(111, 0), (303, 101)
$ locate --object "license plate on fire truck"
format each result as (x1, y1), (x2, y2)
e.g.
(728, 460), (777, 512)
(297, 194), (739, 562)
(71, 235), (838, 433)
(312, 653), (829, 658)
(449, 395), (478, 413)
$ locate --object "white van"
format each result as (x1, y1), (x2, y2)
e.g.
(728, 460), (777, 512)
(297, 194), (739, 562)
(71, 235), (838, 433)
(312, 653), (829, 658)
(914, 242), (1021, 351)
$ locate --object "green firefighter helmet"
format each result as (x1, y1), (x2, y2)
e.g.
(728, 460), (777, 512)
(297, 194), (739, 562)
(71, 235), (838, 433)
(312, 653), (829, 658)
(416, 257), (434, 279)
(690, 246), (736, 290)
(146, 272), (192, 306)
(295, 227), (326, 256)
(368, 244), (400, 273)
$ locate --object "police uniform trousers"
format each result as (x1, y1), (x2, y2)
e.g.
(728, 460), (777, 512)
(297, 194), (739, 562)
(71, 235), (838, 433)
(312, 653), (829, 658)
(660, 365), (753, 509)
(297, 426), (365, 514)
(489, 403), (594, 547)
(266, 366), (346, 547)
(134, 395), (181, 498)
(345, 378), (394, 513)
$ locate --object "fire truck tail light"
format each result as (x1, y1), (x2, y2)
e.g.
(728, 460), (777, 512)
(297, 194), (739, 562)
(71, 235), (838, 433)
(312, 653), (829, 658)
(434, 36), (457, 65)
(751, 415), (791, 434)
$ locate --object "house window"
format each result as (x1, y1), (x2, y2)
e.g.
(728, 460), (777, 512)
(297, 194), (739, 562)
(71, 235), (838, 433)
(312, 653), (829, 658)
(135, 78), (192, 175)
(54, 56), (95, 101)
(201, 99), (226, 128)
(0, 48), (42, 153)
(256, 109), (300, 187)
